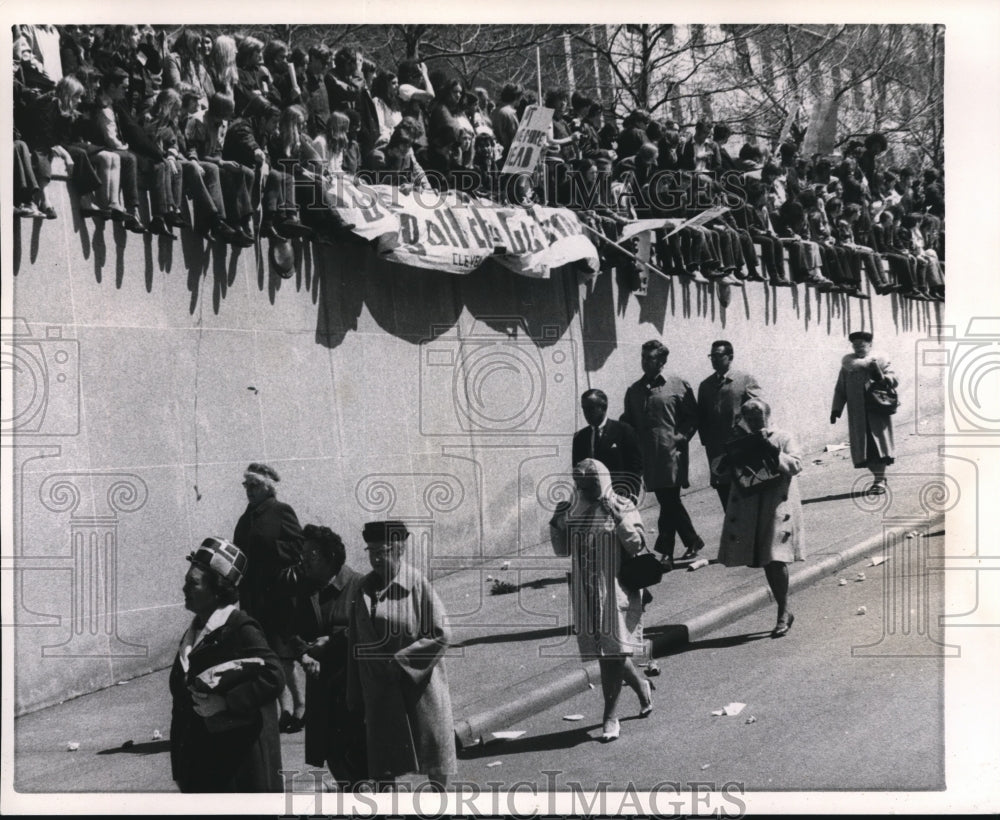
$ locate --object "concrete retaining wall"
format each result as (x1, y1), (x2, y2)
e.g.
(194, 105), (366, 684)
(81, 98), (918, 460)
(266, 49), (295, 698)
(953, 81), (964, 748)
(7, 178), (944, 713)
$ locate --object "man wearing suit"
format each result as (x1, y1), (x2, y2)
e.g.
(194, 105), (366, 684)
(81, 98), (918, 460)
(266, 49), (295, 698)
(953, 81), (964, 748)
(572, 389), (643, 501)
(697, 341), (763, 511)
(622, 340), (704, 570)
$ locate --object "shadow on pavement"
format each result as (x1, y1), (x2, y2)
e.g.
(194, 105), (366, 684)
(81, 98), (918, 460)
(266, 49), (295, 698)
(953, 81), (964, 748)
(96, 739), (171, 756)
(453, 626), (570, 648)
(801, 491), (861, 504)
(647, 629), (772, 658)
(457, 726), (599, 759)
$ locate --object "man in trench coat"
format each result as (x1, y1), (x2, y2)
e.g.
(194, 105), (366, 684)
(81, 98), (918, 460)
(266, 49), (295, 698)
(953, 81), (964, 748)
(697, 340), (763, 510)
(622, 339), (704, 568)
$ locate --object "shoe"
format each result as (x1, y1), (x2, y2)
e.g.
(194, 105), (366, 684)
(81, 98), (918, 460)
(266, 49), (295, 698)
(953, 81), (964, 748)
(679, 543), (704, 561)
(259, 219), (286, 241)
(109, 208), (127, 223)
(230, 227), (255, 248)
(600, 718), (620, 742)
(148, 216), (177, 239)
(869, 481), (887, 495)
(772, 611), (795, 638)
(717, 274), (745, 287)
(745, 271), (767, 283)
(644, 660), (661, 677)
(845, 287), (870, 299)
(278, 710), (293, 733)
(285, 712), (306, 733)
(275, 214), (314, 239)
(770, 277), (795, 287)
(166, 209), (191, 229)
(658, 555), (674, 572)
(80, 205), (113, 219)
(39, 204), (58, 219)
(638, 679), (655, 718)
(15, 204), (38, 218)
(122, 212), (147, 233)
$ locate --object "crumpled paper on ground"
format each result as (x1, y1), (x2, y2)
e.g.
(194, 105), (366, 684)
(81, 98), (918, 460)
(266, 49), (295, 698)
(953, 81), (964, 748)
(711, 702), (746, 716)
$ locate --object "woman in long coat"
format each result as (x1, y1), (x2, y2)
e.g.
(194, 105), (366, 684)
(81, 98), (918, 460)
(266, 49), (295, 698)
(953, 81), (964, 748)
(170, 537), (284, 792)
(550, 459), (654, 742)
(346, 521), (456, 790)
(830, 331), (897, 493)
(718, 400), (805, 637)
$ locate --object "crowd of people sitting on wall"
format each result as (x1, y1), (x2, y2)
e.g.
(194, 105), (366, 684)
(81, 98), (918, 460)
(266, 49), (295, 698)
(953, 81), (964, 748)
(12, 24), (944, 300)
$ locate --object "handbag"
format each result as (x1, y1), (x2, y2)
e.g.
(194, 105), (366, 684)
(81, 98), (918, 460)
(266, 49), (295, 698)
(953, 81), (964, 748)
(866, 379), (900, 415)
(724, 426), (782, 494)
(618, 550), (664, 591)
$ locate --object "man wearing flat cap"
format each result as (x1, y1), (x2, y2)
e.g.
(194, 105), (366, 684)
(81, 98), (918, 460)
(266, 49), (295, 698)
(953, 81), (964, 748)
(233, 462), (305, 732)
(831, 331), (898, 494)
(347, 520), (456, 790)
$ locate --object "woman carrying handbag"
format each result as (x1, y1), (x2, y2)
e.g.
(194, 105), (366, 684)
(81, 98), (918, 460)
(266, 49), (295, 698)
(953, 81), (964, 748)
(550, 459), (655, 743)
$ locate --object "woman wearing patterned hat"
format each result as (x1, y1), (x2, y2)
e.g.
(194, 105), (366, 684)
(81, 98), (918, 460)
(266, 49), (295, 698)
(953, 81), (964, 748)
(346, 521), (456, 790)
(831, 331), (898, 494)
(169, 537), (285, 792)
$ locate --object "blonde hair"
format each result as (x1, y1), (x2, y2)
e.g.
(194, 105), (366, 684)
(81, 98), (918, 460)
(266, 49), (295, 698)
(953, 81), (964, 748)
(209, 35), (238, 90)
(55, 75), (86, 116)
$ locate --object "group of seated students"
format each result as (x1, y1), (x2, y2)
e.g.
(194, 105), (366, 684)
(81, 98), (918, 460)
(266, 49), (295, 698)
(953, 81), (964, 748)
(12, 24), (944, 301)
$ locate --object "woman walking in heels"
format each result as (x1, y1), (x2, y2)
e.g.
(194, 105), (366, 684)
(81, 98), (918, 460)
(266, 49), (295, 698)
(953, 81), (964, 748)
(717, 400), (805, 637)
(551, 459), (654, 742)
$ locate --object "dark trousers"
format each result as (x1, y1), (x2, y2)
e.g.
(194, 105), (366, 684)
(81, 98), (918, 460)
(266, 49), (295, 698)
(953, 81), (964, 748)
(653, 487), (703, 557)
(13, 140), (39, 204)
(113, 149), (141, 210)
(715, 483), (731, 511)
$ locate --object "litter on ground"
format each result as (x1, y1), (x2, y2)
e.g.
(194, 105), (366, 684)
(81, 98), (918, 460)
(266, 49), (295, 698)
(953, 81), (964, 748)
(711, 702), (746, 717)
(66, 742), (80, 751)
(870, 555), (888, 567)
(486, 761), (503, 768)
(562, 714), (584, 721)
(857, 606), (868, 615)
(838, 578), (848, 586)
(491, 730), (526, 740)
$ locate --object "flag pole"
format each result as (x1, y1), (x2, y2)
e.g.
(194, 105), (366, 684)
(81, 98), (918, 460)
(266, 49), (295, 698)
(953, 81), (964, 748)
(578, 221), (673, 282)
(537, 46), (548, 206)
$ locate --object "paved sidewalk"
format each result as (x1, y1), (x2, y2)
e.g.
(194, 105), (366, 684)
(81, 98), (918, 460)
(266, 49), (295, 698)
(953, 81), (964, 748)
(13, 418), (945, 792)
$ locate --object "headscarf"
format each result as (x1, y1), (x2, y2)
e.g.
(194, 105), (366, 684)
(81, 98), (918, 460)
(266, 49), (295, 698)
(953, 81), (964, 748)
(568, 458), (616, 521)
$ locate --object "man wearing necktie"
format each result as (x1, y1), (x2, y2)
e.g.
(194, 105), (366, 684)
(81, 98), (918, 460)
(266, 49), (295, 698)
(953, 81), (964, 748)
(571, 389), (642, 501)
(697, 340), (763, 510)
(622, 340), (704, 570)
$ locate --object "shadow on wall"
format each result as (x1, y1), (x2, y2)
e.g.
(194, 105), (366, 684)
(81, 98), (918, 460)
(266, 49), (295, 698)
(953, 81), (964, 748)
(12, 186), (944, 360)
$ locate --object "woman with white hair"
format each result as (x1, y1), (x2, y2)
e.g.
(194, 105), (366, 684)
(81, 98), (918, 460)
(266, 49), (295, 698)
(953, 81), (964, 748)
(717, 399), (805, 637)
(550, 458), (654, 742)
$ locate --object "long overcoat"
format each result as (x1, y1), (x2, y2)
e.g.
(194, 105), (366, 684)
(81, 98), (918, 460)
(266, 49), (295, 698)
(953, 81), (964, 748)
(233, 496), (303, 646)
(717, 428), (805, 568)
(551, 459), (648, 658)
(831, 352), (897, 468)
(169, 608), (284, 792)
(346, 562), (457, 780)
(288, 564), (366, 777)
(622, 372), (699, 490)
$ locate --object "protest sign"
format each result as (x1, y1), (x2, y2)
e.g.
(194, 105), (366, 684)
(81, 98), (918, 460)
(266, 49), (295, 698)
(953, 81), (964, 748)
(501, 105), (554, 175)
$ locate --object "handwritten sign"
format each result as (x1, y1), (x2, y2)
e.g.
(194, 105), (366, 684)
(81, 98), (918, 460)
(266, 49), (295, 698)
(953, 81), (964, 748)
(501, 105), (554, 176)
